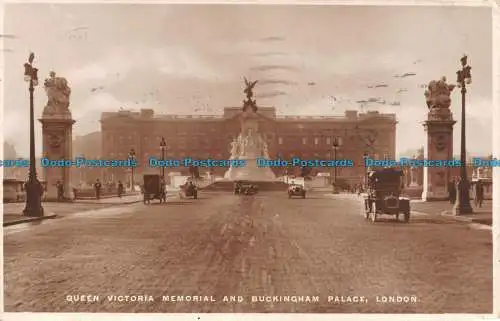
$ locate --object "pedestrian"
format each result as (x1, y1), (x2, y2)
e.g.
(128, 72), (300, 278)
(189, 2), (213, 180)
(448, 179), (456, 204)
(56, 180), (64, 202)
(117, 181), (124, 198)
(73, 187), (78, 200)
(94, 179), (102, 200)
(475, 181), (484, 208)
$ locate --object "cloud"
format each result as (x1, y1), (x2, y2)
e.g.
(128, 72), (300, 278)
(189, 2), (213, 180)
(259, 36), (286, 42)
(258, 79), (298, 86)
(256, 90), (288, 99)
(154, 46), (227, 80)
(250, 64), (299, 72)
(65, 51), (134, 86)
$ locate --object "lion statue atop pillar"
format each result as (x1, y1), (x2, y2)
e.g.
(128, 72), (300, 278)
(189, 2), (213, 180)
(43, 71), (72, 117)
(424, 76), (455, 120)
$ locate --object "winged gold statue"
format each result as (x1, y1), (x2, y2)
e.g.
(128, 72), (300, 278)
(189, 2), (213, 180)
(243, 77), (258, 99)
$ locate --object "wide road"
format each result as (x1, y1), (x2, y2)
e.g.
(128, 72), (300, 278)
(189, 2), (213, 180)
(4, 191), (492, 313)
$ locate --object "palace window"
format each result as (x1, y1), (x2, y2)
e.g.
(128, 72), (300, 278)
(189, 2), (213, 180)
(326, 137), (331, 145)
(278, 137), (283, 145)
(302, 138), (307, 145)
(314, 137), (319, 145)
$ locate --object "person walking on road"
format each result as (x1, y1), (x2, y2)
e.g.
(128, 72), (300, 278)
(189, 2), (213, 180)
(448, 179), (457, 204)
(94, 179), (102, 200)
(56, 180), (64, 202)
(117, 181), (124, 198)
(475, 181), (484, 208)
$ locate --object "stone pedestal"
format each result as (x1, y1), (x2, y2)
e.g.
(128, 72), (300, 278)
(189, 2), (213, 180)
(224, 156), (277, 181)
(421, 118), (456, 201)
(39, 112), (75, 200)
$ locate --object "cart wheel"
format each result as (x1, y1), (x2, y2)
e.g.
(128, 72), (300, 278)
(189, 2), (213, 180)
(302, 192), (306, 199)
(404, 211), (410, 223)
(370, 202), (378, 222)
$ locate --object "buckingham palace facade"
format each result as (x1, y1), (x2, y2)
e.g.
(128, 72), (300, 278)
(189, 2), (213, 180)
(99, 107), (397, 184)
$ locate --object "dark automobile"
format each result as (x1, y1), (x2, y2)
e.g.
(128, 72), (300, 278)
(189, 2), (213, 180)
(362, 168), (410, 222)
(240, 183), (258, 195)
(142, 174), (167, 204)
(288, 184), (306, 198)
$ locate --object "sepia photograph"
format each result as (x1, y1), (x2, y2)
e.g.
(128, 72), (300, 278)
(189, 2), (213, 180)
(1, 2), (495, 314)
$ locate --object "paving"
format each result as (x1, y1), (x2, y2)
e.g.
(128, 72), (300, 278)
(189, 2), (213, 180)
(411, 200), (493, 226)
(3, 195), (144, 226)
(3, 190), (492, 313)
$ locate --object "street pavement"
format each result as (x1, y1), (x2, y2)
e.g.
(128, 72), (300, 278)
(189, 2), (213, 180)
(4, 190), (492, 313)
(3, 195), (144, 225)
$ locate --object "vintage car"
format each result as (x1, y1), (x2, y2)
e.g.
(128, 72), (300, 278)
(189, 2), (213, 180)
(288, 184), (306, 198)
(362, 168), (410, 222)
(180, 181), (198, 199)
(241, 183), (258, 195)
(234, 181), (257, 195)
(142, 174), (167, 204)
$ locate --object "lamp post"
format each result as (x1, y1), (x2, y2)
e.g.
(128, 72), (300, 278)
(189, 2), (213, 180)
(363, 152), (369, 189)
(453, 55), (473, 215)
(22, 52), (44, 217)
(332, 136), (342, 194)
(128, 148), (136, 192)
(160, 137), (167, 179)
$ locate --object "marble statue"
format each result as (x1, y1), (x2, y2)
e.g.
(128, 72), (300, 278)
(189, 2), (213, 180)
(263, 144), (269, 159)
(229, 139), (239, 158)
(43, 71), (71, 114)
(424, 76), (455, 111)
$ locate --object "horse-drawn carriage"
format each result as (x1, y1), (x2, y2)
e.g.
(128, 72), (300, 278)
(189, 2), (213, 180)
(142, 174), (167, 204)
(362, 168), (411, 222)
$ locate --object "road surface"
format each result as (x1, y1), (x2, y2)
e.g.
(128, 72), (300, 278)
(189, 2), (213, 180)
(4, 191), (492, 313)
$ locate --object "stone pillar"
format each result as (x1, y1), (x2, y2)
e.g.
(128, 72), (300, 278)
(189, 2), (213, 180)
(421, 77), (456, 201)
(421, 119), (456, 201)
(39, 72), (75, 201)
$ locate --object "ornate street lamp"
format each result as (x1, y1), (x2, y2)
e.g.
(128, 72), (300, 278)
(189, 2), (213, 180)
(363, 152), (369, 189)
(453, 55), (473, 215)
(23, 52), (44, 217)
(160, 137), (167, 178)
(332, 136), (342, 193)
(128, 148), (136, 192)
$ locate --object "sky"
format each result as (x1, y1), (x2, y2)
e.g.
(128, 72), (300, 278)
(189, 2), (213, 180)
(1, 4), (494, 157)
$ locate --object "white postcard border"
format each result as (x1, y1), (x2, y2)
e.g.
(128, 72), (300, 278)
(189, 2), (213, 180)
(0, 0), (498, 320)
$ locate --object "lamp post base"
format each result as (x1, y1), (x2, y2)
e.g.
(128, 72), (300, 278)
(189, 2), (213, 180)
(452, 202), (473, 215)
(23, 180), (45, 217)
(23, 206), (44, 217)
(452, 182), (473, 215)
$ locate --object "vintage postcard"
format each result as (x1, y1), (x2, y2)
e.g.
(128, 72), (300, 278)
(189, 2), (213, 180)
(1, 1), (495, 316)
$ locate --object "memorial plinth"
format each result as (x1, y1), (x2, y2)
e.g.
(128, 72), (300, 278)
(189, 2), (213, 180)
(421, 77), (456, 201)
(39, 72), (75, 200)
